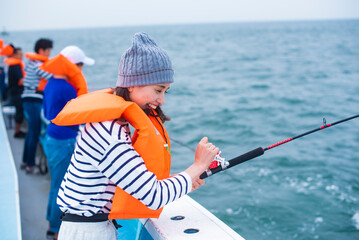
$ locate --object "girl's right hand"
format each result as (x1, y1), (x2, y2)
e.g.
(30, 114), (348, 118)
(184, 137), (219, 184)
(194, 137), (219, 170)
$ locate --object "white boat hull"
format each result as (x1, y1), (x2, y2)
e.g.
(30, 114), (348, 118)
(117, 195), (244, 240)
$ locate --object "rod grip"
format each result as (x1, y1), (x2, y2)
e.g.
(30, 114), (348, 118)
(228, 147), (264, 167)
(200, 147), (264, 179)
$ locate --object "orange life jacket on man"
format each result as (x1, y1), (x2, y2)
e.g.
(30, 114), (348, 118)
(52, 89), (171, 219)
(25, 52), (49, 62)
(39, 54), (88, 96)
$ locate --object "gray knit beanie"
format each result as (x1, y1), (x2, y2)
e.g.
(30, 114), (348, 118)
(116, 32), (174, 87)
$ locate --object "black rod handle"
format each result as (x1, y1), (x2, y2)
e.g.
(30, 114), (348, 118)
(200, 147), (264, 179)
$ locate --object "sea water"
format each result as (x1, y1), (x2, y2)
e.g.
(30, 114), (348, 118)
(5, 19), (359, 239)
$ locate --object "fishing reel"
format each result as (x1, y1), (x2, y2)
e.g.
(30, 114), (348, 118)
(208, 151), (229, 169)
(204, 151), (229, 178)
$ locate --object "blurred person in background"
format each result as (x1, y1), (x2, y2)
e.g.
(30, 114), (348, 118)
(5, 44), (25, 138)
(21, 38), (53, 174)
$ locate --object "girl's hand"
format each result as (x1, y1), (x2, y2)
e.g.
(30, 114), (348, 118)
(184, 137), (219, 184)
(191, 178), (205, 192)
(194, 137), (219, 170)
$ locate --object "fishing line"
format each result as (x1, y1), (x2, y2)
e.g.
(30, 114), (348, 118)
(170, 138), (197, 152)
(200, 114), (359, 179)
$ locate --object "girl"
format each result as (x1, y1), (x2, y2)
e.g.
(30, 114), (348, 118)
(55, 32), (218, 240)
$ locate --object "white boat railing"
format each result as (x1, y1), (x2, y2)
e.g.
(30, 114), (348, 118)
(117, 195), (245, 240)
(0, 105), (22, 240)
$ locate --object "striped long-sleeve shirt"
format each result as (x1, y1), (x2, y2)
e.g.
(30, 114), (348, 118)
(57, 120), (192, 217)
(21, 59), (52, 100)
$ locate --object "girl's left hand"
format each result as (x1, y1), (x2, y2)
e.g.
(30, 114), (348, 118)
(191, 178), (205, 192)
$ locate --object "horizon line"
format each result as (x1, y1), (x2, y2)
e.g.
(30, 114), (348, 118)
(2, 17), (359, 33)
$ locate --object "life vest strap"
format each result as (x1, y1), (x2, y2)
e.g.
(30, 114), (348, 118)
(60, 212), (109, 222)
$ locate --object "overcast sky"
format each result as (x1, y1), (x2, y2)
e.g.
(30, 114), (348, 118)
(1, 0), (359, 31)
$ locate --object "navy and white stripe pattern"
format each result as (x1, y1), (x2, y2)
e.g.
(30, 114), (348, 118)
(57, 120), (192, 217)
(21, 59), (53, 99)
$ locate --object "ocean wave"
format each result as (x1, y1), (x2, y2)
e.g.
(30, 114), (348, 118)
(352, 211), (359, 230)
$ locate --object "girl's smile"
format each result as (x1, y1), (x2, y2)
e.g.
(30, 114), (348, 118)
(129, 83), (170, 110)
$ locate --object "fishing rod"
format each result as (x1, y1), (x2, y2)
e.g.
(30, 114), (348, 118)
(200, 114), (359, 179)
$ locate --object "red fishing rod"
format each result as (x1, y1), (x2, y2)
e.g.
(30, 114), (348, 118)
(200, 114), (359, 179)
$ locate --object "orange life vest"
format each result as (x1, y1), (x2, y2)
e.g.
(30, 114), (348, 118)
(0, 44), (14, 56)
(52, 89), (171, 219)
(4, 57), (25, 83)
(39, 54), (88, 96)
(0, 39), (3, 49)
(25, 52), (49, 62)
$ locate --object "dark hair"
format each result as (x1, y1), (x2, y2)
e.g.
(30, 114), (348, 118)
(9, 43), (15, 50)
(114, 87), (170, 123)
(13, 47), (22, 54)
(9, 44), (21, 54)
(34, 38), (53, 53)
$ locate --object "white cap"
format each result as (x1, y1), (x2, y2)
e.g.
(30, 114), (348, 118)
(60, 45), (95, 65)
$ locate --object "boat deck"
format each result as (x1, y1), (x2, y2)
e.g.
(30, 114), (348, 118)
(0, 108), (21, 239)
(2, 107), (50, 240)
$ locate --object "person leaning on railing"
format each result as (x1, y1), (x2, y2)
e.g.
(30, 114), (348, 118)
(54, 32), (218, 240)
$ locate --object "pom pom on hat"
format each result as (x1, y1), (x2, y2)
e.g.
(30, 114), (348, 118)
(116, 32), (174, 87)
